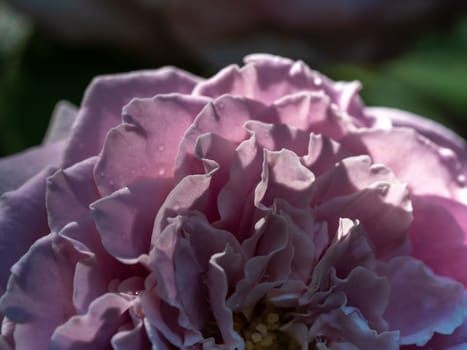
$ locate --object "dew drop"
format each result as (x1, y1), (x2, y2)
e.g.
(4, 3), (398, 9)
(457, 174), (466, 187)
(313, 76), (323, 86)
(158, 144), (165, 152)
(218, 102), (225, 109)
(158, 168), (166, 176)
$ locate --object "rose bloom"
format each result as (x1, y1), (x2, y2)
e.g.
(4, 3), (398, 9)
(1, 55), (467, 350)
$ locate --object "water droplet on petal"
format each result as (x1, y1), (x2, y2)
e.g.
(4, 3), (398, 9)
(457, 174), (466, 187)
(158, 168), (166, 176)
(313, 76), (323, 86)
(158, 144), (165, 152)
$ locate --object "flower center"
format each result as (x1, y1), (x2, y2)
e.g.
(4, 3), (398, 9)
(233, 303), (300, 350)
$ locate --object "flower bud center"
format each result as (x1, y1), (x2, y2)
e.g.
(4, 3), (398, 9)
(233, 303), (300, 350)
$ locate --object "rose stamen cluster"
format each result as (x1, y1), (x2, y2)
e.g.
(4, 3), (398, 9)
(232, 303), (299, 350)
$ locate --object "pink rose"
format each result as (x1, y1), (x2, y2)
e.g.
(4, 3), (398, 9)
(0, 55), (466, 349)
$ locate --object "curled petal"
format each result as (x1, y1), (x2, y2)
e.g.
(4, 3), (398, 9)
(63, 68), (202, 167)
(91, 178), (170, 263)
(46, 157), (99, 233)
(0, 167), (55, 293)
(50, 293), (131, 349)
(95, 95), (209, 196)
(0, 235), (79, 349)
(343, 128), (467, 202)
(409, 195), (467, 286)
(377, 256), (466, 346)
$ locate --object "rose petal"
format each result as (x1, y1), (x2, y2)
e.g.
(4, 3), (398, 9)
(302, 133), (352, 177)
(208, 249), (244, 349)
(309, 308), (399, 350)
(194, 55), (322, 105)
(332, 266), (390, 332)
(42, 100), (78, 145)
(175, 95), (267, 182)
(111, 321), (151, 350)
(0, 142), (63, 195)
(366, 107), (467, 160)
(312, 156), (412, 258)
(343, 128), (467, 202)
(377, 256), (466, 346)
(63, 68), (202, 167)
(0, 235), (79, 349)
(95, 95), (209, 196)
(91, 178), (170, 263)
(50, 293), (131, 349)
(244, 120), (310, 155)
(409, 195), (467, 286)
(0, 167), (55, 293)
(46, 157), (99, 233)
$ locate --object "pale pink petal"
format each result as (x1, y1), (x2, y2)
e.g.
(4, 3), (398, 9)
(50, 293), (131, 349)
(343, 128), (467, 201)
(366, 107), (467, 160)
(91, 178), (169, 263)
(175, 95), (266, 181)
(0, 235), (79, 349)
(46, 157), (99, 233)
(0, 142), (63, 195)
(42, 100), (78, 145)
(409, 195), (467, 286)
(377, 256), (466, 346)
(244, 120), (310, 155)
(272, 93), (357, 140)
(302, 134), (352, 177)
(312, 156), (412, 258)
(0, 167), (55, 293)
(95, 95), (209, 196)
(63, 68), (202, 167)
(255, 149), (315, 208)
(216, 137), (263, 237)
(194, 55), (322, 105)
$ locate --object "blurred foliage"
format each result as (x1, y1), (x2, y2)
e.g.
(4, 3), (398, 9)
(328, 17), (467, 135)
(0, 4), (466, 157)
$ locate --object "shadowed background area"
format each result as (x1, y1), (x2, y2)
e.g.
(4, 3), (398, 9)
(1, 0), (467, 156)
